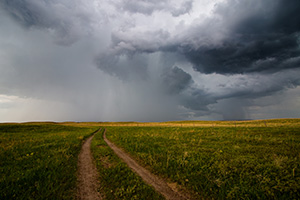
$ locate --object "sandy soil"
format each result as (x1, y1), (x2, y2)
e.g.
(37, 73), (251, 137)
(77, 129), (102, 200)
(103, 129), (189, 200)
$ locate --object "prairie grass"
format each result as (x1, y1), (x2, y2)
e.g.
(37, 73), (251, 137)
(0, 123), (97, 199)
(105, 121), (300, 199)
(1, 119), (299, 199)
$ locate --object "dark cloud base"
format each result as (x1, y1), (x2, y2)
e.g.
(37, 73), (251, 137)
(181, 0), (300, 74)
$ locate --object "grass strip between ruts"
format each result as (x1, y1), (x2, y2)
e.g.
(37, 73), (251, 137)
(91, 128), (164, 200)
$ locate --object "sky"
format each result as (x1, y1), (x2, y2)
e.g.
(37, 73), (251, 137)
(0, 0), (300, 122)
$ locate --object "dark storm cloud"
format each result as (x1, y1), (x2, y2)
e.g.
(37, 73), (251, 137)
(95, 52), (149, 81)
(184, 33), (300, 74)
(215, 98), (250, 120)
(0, 0), (94, 45)
(102, 0), (300, 120)
(210, 69), (300, 120)
(161, 66), (192, 94)
(215, 70), (300, 100)
(108, 0), (300, 75)
(180, 87), (216, 111)
(182, 0), (300, 74)
(160, 66), (216, 111)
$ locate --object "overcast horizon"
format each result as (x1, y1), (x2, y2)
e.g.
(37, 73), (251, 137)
(1, 0), (300, 122)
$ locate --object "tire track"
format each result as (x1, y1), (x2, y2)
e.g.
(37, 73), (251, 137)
(77, 129), (102, 200)
(103, 129), (189, 200)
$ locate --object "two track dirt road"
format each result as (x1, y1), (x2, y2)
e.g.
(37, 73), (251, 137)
(77, 128), (188, 200)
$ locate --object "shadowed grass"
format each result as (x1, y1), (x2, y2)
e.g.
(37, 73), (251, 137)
(0, 123), (98, 200)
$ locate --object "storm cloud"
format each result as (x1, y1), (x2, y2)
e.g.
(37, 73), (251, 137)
(183, 0), (300, 74)
(0, 0), (300, 121)
(109, 0), (300, 74)
(0, 0), (100, 45)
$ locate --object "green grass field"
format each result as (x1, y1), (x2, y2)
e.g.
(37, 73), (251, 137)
(0, 123), (98, 199)
(105, 120), (300, 199)
(1, 119), (299, 199)
(91, 129), (164, 200)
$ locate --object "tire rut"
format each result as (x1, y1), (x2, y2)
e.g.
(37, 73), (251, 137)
(103, 129), (189, 200)
(77, 129), (102, 200)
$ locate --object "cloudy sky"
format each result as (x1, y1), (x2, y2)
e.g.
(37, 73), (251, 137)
(0, 0), (300, 122)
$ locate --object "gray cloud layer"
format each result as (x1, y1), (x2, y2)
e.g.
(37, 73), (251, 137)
(109, 0), (300, 74)
(0, 0), (300, 121)
(0, 0), (99, 45)
(116, 0), (193, 17)
(184, 0), (300, 74)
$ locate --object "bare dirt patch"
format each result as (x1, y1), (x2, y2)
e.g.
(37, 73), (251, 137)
(77, 129), (102, 200)
(103, 129), (189, 200)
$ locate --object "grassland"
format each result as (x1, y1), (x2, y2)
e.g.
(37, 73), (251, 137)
(91, 128), (164, 200)
(0, 123), (98, 199)
(1, 119), (299, 200)
(105, 119), (300, 199)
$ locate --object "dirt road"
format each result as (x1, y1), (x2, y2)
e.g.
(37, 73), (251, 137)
(77, 129), (102, 200)
(103, 129), (188, 200)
